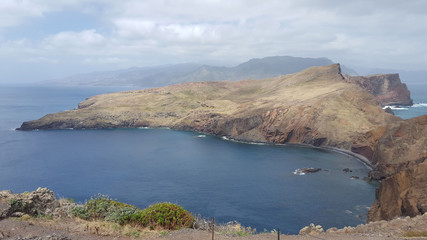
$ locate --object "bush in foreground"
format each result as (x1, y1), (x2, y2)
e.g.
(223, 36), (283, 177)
(71, 194), (138, 223)
(125, 202), (194, 230)
(71, 196), (194, 230)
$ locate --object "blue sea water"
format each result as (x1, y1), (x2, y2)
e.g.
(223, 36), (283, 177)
(388, 83), (427, 119)
(0, 83), (425, 234)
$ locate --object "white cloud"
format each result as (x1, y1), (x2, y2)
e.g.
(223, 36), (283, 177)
(83, 57), (128, 64)
(0, 0), (48, 28)
(1, 0), (427, 82)
(42, 29), (105, 55)
(21, 57), (59, 64)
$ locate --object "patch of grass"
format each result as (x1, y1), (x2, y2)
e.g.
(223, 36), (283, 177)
(37, 214), (53, 220)
(217, 221), (255, 237)
(159, 230), (169, 236)
(124, 230), (140, 238)
(403, 231), (427, 237)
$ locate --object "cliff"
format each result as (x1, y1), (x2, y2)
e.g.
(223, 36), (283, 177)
(367, 115), (427, 222)
(344, 73), (413, 106)
(18, 64), (426, 223)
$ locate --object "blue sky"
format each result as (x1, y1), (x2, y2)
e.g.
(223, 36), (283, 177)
(1, 0), (427, 82)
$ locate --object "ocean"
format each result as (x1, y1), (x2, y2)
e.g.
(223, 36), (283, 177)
(0, 83), (425, 234)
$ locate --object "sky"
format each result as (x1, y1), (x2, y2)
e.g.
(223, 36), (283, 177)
(1, 0), (427, 82)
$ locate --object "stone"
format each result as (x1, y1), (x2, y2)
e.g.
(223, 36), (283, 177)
(0, 188), (60, 218)
(299, 223), (324, 235)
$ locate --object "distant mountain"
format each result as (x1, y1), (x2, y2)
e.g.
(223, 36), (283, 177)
(47, 56), (357, 87)
(45, 63), (202, 87)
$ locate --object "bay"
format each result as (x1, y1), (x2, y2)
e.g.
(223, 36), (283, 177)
(1, 83), (424, 234)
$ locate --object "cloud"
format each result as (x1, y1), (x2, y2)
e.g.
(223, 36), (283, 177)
(43, 29), (105, 49)
(83, 57), (128, 64)
(1, 0), (427, 83)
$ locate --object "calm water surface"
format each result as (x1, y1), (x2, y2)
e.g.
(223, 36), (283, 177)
(1, 83), (425, 233)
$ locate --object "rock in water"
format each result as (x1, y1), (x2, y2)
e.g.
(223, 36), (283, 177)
(300, 168), (322, 173)
(384, 107), (395, 115)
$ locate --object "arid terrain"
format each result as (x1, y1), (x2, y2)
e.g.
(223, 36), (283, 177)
(1, 212), (427, 240)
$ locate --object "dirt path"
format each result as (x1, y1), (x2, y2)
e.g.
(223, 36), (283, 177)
(2, 214), (427, 240)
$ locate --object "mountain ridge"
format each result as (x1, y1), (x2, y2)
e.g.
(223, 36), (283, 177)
(46, 56), (357, 87)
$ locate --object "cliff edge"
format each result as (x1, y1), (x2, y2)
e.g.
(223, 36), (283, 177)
(344, 73), (413, 106)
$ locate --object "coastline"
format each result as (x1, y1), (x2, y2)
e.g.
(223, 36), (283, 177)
(198, 131), (375, 170)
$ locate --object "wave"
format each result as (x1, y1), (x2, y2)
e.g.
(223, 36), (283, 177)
(413, 103), (427, 108)
(344, 210), (353, 214)
(382, 105), (409, 110)
(196, 135), (206, 138)
(293, 169), (306, 175)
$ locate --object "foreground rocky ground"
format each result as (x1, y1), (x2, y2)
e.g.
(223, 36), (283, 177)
(1, 209), (427, 239)
(1, 188), (427, 240)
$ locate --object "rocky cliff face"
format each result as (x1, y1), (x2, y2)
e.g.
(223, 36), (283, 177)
(367, 115), (427, 222)
(344, 74), (413, 106)
(17, 64), (426, 223)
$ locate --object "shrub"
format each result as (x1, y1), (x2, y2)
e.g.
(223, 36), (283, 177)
(71, 194), (137, 223)
(71, 206), (90, 219)
(129, 202), (194, 230)
(105, 206), (139, 224)
(70, 196), (194, 230)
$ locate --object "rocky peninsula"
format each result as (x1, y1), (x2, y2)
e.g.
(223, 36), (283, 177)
(18, 64), (427, 223)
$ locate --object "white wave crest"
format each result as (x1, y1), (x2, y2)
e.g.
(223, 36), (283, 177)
(413, 103), (427, 108)
(293, 169), (306, 175)
(382, 105), (408, 110)
(196, 135), (206, 138)
(221, 136), (229, 140)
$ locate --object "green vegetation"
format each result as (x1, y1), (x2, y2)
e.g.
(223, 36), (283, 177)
(8, 198), (26, 211)
(71, 195), (194, 230)
(124, 202), (194, 230)
(71, 194), (138, 223)
(403, 231), (427, 237)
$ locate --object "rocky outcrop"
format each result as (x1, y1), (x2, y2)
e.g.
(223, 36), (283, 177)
(299, 223), (324, 235)
(0, 188), (59, 218)
(344, 73), (413, 106)
(0, 188), (75, 219)
(367, 115), (427, 222)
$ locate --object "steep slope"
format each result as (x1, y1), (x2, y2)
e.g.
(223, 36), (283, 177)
(367, 115), (427, 222)
(344, 74), (413, 106)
